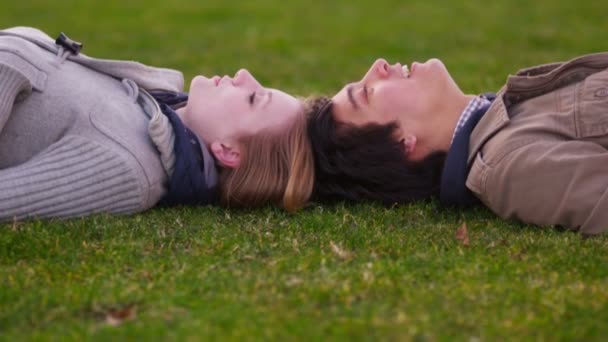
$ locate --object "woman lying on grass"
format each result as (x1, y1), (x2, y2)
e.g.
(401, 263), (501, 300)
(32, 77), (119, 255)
(0, 26), (313, 221)
(307, 55), (608, 236)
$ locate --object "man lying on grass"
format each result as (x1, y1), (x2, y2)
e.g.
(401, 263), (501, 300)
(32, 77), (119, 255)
(307, 54), (608, 235)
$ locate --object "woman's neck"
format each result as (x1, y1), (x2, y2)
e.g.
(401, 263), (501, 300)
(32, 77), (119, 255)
(175, 107), (187, 124)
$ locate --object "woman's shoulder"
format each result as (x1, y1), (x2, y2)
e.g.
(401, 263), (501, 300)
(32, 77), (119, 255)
(1, 26), (55, 43)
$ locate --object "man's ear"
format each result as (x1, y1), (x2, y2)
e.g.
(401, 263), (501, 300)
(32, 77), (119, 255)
(210, 142), (241, 168)
(402, 135), (417, 155)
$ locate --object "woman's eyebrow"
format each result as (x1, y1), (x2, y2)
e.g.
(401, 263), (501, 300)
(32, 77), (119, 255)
(347, 85), (359, 110)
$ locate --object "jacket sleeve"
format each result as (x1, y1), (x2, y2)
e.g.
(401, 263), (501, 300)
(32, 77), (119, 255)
(0, 135), (148, 221)
(0, 62), (32, 134)
(478, 140), (608, 235)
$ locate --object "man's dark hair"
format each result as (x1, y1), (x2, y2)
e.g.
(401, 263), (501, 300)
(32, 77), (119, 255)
(306, 96), (446, 205)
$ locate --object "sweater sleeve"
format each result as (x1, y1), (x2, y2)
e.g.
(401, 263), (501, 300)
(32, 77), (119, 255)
(0, 135), (147, 222)
(0, 63), (32, 134)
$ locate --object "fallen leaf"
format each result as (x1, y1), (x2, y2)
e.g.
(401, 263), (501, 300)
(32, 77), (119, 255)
(329, 241), (353, 261)
(105, 304), (137, 326)
(455, 223), (470, 246)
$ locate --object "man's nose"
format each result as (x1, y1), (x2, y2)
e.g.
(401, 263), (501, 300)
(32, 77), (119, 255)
(363, 58), (390, 83)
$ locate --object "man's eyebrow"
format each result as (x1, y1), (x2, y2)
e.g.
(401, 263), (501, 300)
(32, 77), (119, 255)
(261, 90), (273, 109)
(347, 84), (359, 110)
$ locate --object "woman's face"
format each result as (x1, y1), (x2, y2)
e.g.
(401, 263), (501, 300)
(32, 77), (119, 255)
(181, 69), (301, 166)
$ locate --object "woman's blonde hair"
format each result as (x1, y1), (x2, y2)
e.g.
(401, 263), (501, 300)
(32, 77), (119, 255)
(218, 100), (314, 212)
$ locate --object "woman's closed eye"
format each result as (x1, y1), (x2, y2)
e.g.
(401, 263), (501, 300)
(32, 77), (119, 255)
(249, 91), (269, 106)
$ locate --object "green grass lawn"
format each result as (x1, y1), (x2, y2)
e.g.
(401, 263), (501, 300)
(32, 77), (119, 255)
(2, 0), (608, 340)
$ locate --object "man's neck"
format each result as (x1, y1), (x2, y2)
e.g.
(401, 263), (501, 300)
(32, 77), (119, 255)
(431, 93), (476, 154)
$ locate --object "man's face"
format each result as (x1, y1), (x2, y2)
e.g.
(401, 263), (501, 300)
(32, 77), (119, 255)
(331, 58), (459, 157)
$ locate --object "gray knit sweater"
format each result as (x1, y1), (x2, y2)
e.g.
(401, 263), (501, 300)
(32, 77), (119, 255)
(0, 26), (185, 221)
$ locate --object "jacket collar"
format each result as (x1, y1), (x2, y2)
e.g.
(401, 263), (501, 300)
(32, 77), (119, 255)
(440, 95), (495, 206)
(468, 88), (510, 164)
(469, 52), (608, 164)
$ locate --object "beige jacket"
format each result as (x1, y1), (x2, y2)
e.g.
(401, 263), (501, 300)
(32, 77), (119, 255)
(467, 52), (608, 235)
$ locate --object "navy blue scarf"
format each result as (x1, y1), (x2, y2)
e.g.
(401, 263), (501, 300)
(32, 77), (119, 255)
(149, 90), (218, 206)
(440, 93), (496, 206)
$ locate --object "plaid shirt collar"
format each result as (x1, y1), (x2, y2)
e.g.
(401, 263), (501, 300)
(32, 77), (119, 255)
(450, 95), (492, 145)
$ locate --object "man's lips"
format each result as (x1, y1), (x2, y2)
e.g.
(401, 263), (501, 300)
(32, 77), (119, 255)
(411, 62), (419, 76)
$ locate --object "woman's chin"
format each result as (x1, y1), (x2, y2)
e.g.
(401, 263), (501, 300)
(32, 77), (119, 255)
(190, 75), (212, 89)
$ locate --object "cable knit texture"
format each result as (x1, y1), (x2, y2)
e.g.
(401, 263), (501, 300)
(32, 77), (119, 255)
(0, 136), (141, 220)
(0, 64), (31, 132)
(0, 26), (184, 221)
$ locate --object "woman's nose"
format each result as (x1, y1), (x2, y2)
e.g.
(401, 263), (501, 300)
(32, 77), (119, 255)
(234, 68), (263, 89)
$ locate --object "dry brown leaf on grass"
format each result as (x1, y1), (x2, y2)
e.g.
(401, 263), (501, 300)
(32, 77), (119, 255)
(105, 304), (137, 326)
(329, 241), (353, 261)
(455, 223), (470, 246)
